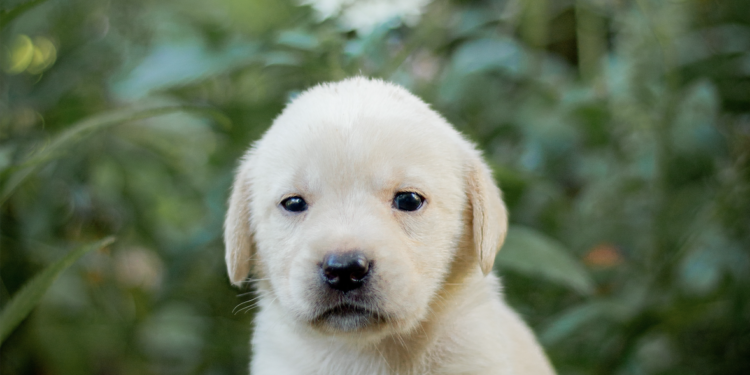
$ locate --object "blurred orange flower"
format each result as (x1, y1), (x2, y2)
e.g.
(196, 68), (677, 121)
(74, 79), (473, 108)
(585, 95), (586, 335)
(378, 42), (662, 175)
(584, 243), (623, 268)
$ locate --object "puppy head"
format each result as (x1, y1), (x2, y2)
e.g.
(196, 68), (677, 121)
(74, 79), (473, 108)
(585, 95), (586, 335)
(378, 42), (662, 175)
(224, 78), (507, 337)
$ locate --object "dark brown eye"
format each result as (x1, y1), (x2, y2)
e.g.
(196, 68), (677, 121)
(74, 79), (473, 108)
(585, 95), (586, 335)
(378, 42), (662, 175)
(281, 196), (307, 212)
(393, 192), (424, 211)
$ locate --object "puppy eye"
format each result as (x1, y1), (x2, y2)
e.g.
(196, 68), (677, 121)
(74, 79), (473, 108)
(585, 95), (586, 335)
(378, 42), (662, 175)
(393, 192), (424, 212)
(281, 196), (308, 212)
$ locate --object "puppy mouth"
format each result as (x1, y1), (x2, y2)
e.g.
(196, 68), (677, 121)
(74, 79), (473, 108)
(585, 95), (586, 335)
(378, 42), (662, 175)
(312, 303), (386, 331)
(319, 303), (375, 318)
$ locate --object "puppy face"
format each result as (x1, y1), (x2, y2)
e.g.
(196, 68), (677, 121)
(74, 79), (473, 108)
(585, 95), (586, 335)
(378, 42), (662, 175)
(225, 78), (507, 338)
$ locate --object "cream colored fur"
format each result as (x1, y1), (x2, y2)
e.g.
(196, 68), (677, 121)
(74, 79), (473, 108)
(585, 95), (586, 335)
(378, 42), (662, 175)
(224, 77), (556, 375)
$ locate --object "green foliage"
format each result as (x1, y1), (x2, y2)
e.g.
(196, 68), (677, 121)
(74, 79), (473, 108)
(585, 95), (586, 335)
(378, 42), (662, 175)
(496, 225), (595, 295)
(0, 237), (115, 344)
(1, 104), (229, 204)
(0, 0), (48, 29)
(1, 0), (748, 374)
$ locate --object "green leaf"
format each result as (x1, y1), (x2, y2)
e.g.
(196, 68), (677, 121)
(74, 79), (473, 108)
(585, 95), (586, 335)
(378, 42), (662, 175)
(276, 30), (320, 50)
(495, 225), (595, 295)
(540, 284), (649, 345)
(452, 38), (525, 77)
(0, 104), (229, 205)
(539, 301), (610, 345)
(0, 0), (48, 29)
(0, 237), (116, 345)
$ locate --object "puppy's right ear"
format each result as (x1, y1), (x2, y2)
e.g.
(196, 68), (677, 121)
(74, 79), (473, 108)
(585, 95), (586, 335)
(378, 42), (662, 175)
(224, 159), (255, 287)
(466, 151), (509, 276)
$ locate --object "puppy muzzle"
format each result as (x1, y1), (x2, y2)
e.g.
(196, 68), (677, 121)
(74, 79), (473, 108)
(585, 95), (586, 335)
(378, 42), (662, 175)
(310, 251), (388, 331)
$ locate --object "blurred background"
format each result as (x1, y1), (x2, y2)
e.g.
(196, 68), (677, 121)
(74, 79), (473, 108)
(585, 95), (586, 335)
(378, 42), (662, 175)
(1, 0), (749, 374)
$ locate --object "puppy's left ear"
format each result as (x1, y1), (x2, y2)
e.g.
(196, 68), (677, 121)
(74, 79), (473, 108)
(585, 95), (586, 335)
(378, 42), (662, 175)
(466, 152), (509, 276)
(224, 159), (255, 286)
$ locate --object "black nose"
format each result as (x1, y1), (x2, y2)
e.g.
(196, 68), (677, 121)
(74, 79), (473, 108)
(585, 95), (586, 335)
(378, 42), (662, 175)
(321, 251), (371, 292)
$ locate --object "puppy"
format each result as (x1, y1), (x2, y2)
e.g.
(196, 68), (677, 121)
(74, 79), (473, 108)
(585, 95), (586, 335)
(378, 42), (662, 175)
(224, 77), (556, 375)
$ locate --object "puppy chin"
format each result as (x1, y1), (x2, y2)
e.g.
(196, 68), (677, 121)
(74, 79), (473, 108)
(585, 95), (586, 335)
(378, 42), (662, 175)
(311, 304), (386, 332)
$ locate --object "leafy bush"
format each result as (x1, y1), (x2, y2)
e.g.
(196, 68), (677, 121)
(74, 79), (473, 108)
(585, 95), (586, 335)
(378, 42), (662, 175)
(1, 0), (748, 374)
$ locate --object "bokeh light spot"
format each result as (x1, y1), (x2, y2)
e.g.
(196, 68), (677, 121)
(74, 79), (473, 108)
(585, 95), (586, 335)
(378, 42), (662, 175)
(4, 35), (35, 74)
(3, 35), (57, 75)
(27, 37), (57, 74)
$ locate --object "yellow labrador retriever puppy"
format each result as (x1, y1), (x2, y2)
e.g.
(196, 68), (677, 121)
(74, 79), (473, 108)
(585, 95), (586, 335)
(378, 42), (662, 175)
(224, 77), (556, 375)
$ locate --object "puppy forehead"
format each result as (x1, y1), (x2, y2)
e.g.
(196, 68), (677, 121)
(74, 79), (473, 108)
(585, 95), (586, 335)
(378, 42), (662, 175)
(260, 122), (456, 196)
(251, 79), (467, 196)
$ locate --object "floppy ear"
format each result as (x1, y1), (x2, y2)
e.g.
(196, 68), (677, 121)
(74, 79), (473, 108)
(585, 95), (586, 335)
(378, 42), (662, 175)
(224, 160), (255, 286)
(466, 152), (509, 276)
